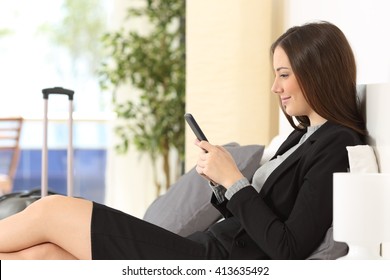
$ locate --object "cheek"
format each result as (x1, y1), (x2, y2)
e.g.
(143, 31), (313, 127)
(295, 96), (312, 115)
(285, 93), (311, 116)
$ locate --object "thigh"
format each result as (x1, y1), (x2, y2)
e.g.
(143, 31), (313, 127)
(90, 202), (226, 260)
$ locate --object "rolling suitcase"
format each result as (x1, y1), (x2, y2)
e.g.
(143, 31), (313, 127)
(0, 87), (75, 219)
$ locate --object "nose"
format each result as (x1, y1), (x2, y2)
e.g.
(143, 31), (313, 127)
(271, 78), (282, 95)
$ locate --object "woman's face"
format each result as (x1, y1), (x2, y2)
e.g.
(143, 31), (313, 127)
(272, 46), (322, 124)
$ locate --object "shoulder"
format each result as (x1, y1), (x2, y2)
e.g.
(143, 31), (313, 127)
(302, 122), (366, 161)
(276, 121), (365, 157)
(313, 121), (365, 146)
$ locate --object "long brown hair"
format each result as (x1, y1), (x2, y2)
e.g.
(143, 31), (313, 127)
(271, 21), (366, 136)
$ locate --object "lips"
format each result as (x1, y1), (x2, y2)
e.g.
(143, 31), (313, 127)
(281, 96), (291, 104)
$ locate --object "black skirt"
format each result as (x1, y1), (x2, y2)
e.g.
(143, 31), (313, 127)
(90, 202), (228, 260)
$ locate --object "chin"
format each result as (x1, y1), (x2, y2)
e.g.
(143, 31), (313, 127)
(284, 108), (296, 117)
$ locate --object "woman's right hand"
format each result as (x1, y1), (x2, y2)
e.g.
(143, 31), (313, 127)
(195, 140), (245, 189)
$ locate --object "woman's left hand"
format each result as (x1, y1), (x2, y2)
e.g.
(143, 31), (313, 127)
(195, 140), (245, 189)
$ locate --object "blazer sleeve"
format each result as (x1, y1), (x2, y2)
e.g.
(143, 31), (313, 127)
(210, 191), (233, 218)
(226, 128), (362, 259)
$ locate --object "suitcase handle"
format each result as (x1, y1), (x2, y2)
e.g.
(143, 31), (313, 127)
(41, 87), (75, 197)
(42, 87), (74, 100)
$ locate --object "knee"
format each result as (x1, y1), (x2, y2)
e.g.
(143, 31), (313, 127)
(39, 194), (69, 205)
(25, 195), (68, 218)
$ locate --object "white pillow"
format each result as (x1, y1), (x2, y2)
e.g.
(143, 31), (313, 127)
(346, 145), (379, 173)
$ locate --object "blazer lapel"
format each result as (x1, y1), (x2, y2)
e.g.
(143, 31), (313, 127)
(260, 122), (333, 196)
(272, 129), (306, 157)
(260, 142), (306, 196)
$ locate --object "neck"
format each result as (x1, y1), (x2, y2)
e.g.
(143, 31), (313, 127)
(309, 113), (327, 127)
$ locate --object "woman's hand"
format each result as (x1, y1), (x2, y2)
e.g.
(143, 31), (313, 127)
(195, 140), (245, 188)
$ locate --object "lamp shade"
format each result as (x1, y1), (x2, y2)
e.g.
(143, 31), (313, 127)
(333, 173), (390, 259)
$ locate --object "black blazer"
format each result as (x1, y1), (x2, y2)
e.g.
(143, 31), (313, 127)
(208, 121), (365, 259)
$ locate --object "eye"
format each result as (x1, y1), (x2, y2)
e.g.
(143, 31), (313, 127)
(280, 73), (289, 78)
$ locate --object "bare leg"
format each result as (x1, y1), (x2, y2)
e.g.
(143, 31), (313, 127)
(0, 195), (93, 259)
(0, 243), (77, 260)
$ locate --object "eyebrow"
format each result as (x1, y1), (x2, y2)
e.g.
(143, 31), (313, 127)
(275, 67), (290, 71)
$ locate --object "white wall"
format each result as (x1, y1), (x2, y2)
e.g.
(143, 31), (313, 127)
(366, 84), (390, 173)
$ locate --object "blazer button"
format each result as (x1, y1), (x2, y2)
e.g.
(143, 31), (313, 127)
(235, 240), (246, 248)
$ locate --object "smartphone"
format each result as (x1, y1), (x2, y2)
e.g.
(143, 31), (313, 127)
(184, 113), (208, 141)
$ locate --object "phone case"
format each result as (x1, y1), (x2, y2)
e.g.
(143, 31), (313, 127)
(184, 113), (208, 141)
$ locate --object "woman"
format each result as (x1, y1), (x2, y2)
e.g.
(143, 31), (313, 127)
(0, 21), (366, 260)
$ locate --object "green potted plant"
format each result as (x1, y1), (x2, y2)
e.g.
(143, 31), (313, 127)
(99, 0), (186, 195)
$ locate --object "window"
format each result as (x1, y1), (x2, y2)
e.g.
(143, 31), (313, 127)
(0, 0), (112, 202)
